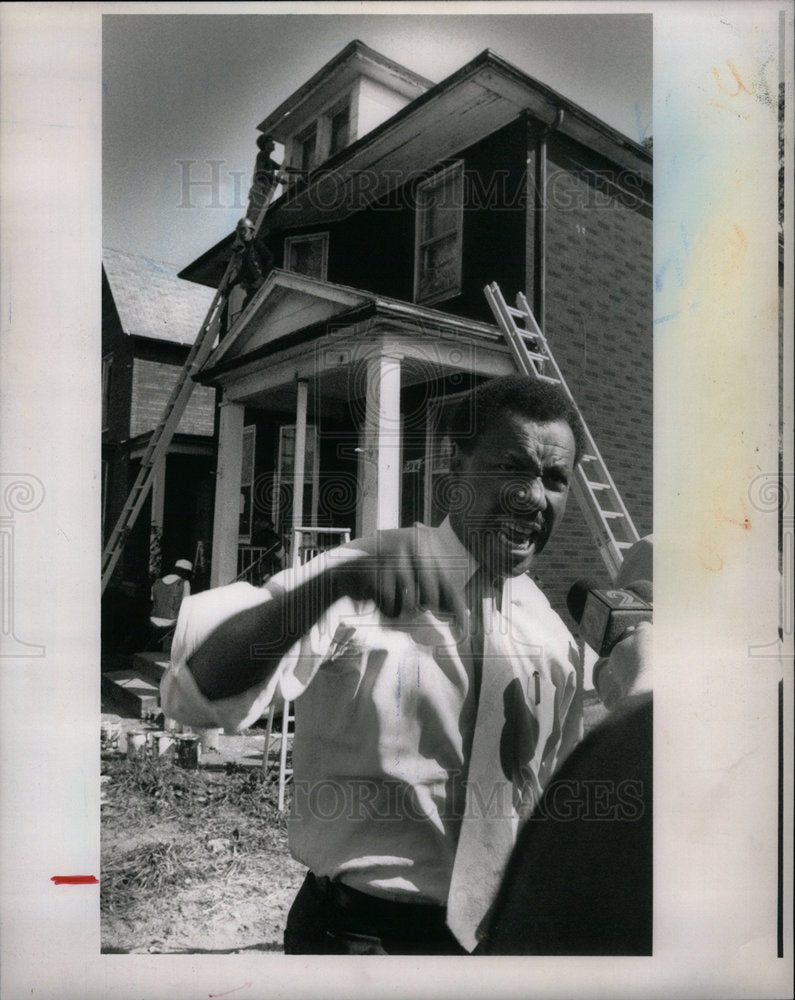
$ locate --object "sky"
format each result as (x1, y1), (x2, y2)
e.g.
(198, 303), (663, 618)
(102, 10), (652, 270)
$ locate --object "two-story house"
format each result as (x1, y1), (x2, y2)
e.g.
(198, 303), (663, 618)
(179, 40), (652, 622)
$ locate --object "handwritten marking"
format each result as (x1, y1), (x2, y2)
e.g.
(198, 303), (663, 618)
(209, 984), (252, 999)
(50, 875), (99, 885)
(653, 312), (680, 326)
(712, 61), (754, 97)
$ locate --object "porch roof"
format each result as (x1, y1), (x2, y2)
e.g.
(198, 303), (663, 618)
(197, 268), (502, 385)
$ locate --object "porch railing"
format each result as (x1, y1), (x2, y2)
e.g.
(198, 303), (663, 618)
(291, 526), (352, 568)
(236, 544), (279, 585)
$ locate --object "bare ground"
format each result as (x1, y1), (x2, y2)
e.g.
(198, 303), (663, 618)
(101, 755), (305, 954)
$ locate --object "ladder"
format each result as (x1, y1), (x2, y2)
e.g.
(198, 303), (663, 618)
(484, 282), (639, 580)
(101, 164), (284, 594)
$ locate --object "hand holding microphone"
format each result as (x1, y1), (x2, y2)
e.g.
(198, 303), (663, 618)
(567, 536), (654, 708)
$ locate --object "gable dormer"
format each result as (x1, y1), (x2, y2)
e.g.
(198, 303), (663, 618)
(257, 40), (432, 175)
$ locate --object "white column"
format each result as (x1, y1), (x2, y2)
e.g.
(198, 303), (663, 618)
(210, 399), (245, 587)
(358, 354), (402, 536)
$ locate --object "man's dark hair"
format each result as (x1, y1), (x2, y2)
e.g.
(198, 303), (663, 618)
(446, 375), (587, 463)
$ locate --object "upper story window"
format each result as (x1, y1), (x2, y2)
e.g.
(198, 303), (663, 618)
(414, 162), (464, 305)
(328, 100), (351, 157)
(284, 233), (329, 281)
(102, 354), (113, 431)
(294, 123), (318, 174)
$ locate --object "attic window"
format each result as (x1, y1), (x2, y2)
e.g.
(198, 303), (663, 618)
(294, 123), (318, 173)
(328, 100), (351, 157)
(284, 233), (329, 281)
(414, 162), (464, 305)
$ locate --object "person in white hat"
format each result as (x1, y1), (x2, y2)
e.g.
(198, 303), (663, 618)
(149, 559), (193, 651)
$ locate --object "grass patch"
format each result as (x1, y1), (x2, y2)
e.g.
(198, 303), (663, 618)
(101, 756), (293, 930)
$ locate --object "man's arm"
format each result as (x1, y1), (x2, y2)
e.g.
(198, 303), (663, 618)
(187, 526), (468, 702)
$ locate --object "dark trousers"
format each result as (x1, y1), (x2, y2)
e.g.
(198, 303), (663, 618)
(284, 873), (467, 955)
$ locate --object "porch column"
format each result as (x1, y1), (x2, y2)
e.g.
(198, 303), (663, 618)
(358, 353), (402, 536)
(148, 456), (166, 576)
(210, 399), (245, 587)
(290, 380), (308, 566)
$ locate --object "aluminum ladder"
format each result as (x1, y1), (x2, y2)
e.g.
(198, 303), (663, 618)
(484, 282), (640, 579)
(101, 163), (283, 593)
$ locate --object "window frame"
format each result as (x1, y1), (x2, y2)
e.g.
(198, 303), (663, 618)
(238, 424), (256, 543)
(328, 97), (351, 158)
(413, 161), (465, 306)
(293, 122), (319, 174)
(284, 232), (330, 281)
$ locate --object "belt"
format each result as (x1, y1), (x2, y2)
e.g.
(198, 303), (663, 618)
(309, 873), (448, 929)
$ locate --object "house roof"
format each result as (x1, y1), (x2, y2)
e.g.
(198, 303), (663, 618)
(257, 39), (433, 142)
(198, 268), (503, 383)
(180, 47), (651, 288)
(103, 247), (215, 345)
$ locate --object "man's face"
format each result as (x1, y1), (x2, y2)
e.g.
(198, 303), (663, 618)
(448, 413), (577, 578)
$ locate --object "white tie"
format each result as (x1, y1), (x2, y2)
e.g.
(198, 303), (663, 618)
(447, 581), (518, 952)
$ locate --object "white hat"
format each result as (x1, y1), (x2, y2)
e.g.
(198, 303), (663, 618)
(175, 559), (193, 572)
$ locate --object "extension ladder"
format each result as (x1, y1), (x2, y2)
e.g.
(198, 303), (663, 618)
(101, 162), (283, 593)
(484, 282), (640, 580)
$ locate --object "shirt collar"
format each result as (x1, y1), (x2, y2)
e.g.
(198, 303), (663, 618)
(436, 516), (480, 589)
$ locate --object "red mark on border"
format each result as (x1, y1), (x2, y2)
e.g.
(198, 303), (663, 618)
(209, 984), (252, 999)
(50, 875), (99, 885)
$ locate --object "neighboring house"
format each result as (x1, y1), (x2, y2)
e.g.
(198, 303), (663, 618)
(102, 248), (217, 607)
(179, 40), (652, 623)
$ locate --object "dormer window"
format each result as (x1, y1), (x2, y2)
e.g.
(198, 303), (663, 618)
(329, 100), (351, 157)
(294, 123), (319, 174)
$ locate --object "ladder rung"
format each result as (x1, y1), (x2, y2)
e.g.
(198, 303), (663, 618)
(585, 481), (610, 490)
(615, 541), (634, 550)
(600, 511), (626, 519)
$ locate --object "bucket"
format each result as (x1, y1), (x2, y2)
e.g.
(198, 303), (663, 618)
(101, 715), (122, 752)
(175, 734), (201, 770)
(199, 727), (222, 753)
(150, 731), (177, 761)
(126, 729), (149, 760)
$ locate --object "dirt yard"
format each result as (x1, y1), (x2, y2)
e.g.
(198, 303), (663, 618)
(101, 752), (305, 954)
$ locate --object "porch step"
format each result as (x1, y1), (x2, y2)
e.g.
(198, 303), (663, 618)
(132, 651), (171, 687)
(101, 669), (160, 719)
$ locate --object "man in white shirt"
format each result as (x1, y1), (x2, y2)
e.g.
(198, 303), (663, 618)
(161, 374), (587, 954)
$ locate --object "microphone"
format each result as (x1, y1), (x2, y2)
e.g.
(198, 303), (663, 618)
(567, 578), (653, 656)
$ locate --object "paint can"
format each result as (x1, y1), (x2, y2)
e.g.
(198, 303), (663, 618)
(199, 727), (222, 753)
(150, 731), (176, 761)
(126, 729), (149, 760)
(101, 716), (122, 752)
(175, 734), (201, 770)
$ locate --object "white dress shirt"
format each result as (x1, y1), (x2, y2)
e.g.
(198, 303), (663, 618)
(161, 518), (582, 907)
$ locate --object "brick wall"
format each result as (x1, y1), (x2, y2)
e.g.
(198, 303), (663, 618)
(530, 136), (652, 623)
(130, 358), (216, 438)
